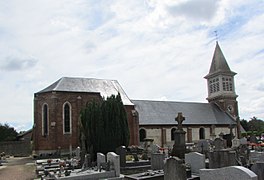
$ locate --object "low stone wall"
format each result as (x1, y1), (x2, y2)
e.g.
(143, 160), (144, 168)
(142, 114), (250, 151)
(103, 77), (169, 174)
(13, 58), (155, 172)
(0, 141), (31, 156)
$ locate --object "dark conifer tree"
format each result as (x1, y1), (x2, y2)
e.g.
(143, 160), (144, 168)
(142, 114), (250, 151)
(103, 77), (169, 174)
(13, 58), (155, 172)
(80, 93), (130, 159)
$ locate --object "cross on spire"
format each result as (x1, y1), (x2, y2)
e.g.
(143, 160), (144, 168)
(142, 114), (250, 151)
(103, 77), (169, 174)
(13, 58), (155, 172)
(214, 30), (218, 42)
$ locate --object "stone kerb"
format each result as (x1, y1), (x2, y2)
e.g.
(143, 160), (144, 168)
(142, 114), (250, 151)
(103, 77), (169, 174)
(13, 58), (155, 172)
(107, 152), (120, 177)
(97, 153), (106, 169)
(200, 166), (258, 180)
(185, 152), (205, 174)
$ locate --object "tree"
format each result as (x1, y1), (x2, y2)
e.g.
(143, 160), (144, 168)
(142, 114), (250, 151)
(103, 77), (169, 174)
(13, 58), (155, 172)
(240, 117), (264, 136)
(0, 123), (18, 141)
(80, 93), (130, 159)
(248, 117), (264, 135)
(240, 119), (249, 131)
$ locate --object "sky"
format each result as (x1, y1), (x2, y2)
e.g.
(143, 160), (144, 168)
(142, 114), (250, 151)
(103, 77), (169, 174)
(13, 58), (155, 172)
(0, 0), (263, 132)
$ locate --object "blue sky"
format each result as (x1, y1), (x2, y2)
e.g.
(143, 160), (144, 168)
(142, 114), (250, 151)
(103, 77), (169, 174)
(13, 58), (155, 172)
(0, 0), (263, 132)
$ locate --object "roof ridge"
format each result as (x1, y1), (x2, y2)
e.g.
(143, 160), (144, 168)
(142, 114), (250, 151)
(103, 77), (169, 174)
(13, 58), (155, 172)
(131, 99), (208, 104)
(61, 76), (117, 81)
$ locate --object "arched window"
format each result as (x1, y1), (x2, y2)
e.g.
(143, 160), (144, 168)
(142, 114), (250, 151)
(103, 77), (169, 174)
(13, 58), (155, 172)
(63, 102), (72, 134)
(139, 129), (146, 142)
(171, 128), (176, 141)
(199, 128), (205, 139)
(42, 104), (48, 136)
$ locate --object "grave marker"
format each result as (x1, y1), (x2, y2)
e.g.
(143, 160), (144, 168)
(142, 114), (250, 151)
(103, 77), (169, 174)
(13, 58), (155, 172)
(185, 152), (205, 174)
(164, 157), (186, 180)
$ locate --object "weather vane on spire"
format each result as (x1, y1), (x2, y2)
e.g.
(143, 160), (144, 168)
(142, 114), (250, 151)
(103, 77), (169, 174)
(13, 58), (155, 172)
(214, 30), (218, 42)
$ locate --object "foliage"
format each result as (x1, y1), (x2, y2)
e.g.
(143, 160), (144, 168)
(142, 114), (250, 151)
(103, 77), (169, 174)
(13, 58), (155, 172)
(240, 119), (249, 131)
(80, 93), (130, 158)
(0, 123), (18, 141)
(240, 117), (264, 136)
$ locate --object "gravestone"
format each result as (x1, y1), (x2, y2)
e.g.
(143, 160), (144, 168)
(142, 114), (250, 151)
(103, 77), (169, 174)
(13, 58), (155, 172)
(107, 152), (120, 177)
(185, 152), (205, 174)
(82, 154), (91, 170)
(240, 137), (248, 145)
(170, 112), (186, 159)
(196, 140), (210, 154)
(164, 157), (186, 180)
(151, 144), (160, 153)
(208, 150), (237, 168)
(251, 162), (264, 180)
(250, 151), (264, 164)
(232, 137), (241, 148)
(97, 153), (106, 170)
(213, 138), (226, 151)
(115, 146), (126, 167)
(75, 147), (81, 160)
(249, 135), (258, 143)
(151, 153), (164, 170)
(200, 166), (258, 180)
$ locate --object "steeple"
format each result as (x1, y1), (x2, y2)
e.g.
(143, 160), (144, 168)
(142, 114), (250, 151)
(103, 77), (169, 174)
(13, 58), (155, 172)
(205, 42), (236, 79)
(204, 42), (238, 118)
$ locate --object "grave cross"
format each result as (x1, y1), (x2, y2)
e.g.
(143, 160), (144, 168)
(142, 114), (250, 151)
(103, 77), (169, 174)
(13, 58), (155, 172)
(175, 112), (185, 130)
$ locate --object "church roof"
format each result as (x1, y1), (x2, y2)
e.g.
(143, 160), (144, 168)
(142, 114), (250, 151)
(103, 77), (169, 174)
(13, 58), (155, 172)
(37, 77), (134, 105)
(132, 100), (236, 125)
(205, 42), (236, 78)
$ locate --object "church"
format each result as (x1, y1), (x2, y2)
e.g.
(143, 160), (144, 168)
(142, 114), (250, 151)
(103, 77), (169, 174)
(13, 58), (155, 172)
(33, 42), (240, 155)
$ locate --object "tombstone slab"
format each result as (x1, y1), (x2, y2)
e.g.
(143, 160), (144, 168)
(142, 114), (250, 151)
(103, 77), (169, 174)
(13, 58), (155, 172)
(200, 166), (258, 180)
(251, 162), (264, 180)
(151, 153), (164, 170)
(107, 152), (120, 177)
(208, 150), (237, 168)
(213, 138), (226, 151)
(185, 152), (205, 174)
(164, 157), (186, 180)
(116, 146), (126, 167)
(97, 153), (106, 170)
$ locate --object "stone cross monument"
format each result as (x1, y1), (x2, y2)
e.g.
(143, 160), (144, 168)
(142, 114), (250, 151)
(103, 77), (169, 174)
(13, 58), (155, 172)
(175, 112), (185, 130)
(171, 112), (186, 160)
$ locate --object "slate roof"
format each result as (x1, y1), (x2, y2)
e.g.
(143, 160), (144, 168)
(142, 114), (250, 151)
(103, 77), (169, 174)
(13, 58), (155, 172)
(205, 42), (236, 78)
(37, 77), (134, 105)
(132, 100), (236, 125)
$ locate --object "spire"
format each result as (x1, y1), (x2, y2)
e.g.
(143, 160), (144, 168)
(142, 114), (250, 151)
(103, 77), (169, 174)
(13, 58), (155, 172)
(205, 42), (236, 78)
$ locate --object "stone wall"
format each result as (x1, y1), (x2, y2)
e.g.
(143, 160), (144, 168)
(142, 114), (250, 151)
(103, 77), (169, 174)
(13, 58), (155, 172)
(0, 141), (31, 156)
(142, 125), (232, 147)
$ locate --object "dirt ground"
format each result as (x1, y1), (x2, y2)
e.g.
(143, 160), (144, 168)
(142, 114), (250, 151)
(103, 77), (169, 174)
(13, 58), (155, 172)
(0, 156), (37, 180)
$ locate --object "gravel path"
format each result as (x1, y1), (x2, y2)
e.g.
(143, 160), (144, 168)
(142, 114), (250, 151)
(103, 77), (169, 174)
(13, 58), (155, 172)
(0, 157), (37, 180)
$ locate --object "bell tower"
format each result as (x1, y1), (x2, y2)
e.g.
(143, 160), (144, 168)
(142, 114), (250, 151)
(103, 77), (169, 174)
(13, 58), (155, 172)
(204, 42), (238, 118)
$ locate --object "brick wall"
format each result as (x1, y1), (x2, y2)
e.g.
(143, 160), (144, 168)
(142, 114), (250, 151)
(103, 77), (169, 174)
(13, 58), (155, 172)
(33, 91), (138, 154)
